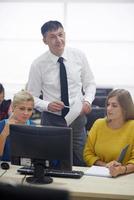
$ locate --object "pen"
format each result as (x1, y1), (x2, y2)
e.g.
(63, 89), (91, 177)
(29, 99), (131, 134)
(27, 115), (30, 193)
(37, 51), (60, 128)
(64, 105), (70, 108)
(117, 144), (129, 163)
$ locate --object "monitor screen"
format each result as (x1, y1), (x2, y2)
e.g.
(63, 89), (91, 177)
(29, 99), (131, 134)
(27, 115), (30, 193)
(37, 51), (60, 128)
(10, 125), (73, 184)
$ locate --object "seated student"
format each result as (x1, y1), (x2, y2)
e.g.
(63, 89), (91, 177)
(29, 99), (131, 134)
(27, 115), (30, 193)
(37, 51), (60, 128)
(0, 83), (12, 120)
(0, 90), (35, 161)
(83, 89), (134, 177)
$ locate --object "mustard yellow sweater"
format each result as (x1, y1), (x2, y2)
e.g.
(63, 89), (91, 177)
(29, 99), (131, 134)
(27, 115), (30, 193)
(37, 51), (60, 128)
(83, 118), (134, 166)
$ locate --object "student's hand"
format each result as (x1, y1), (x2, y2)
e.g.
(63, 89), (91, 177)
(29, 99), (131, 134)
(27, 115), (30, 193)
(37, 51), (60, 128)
(106, 160), (121, 168)
(106, 160), (124, 177)
(48, 101), (64, 112)
(2, 115), (18, 139)
(80, 101), (92, 115)
(7, 114), (19, 125)
(109, 165), (126, 177)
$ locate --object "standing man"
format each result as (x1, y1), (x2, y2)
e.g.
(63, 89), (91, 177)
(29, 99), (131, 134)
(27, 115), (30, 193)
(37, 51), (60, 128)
(27, 20), (96, 166)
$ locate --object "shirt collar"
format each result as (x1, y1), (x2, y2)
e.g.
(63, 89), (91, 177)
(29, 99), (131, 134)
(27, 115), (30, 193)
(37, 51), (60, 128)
(48, 49), (67, 64)
(61, 49), (67, 61)
(5, 119), (30, 125)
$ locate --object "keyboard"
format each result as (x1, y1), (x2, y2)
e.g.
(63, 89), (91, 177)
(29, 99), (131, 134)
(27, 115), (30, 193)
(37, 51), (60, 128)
(46, 169), (84, 179)
(17, 166), (84, 179)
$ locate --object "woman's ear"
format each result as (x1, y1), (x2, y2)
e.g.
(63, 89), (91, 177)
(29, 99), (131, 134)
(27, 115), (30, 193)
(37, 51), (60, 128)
(8, 103), (13, 116)
(11, 103), (14, 112)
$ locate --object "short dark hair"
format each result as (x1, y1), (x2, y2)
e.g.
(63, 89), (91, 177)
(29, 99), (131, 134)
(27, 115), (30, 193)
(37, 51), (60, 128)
(0, 83), (4, 94)
(41, 20), (63, 36)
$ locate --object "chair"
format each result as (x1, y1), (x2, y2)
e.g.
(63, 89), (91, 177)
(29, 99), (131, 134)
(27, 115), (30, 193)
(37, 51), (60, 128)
(0, 182), (70, 200)
(85, 87), (113, 131)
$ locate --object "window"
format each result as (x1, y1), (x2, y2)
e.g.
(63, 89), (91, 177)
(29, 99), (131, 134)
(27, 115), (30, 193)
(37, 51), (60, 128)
(0, 0), (134, 98)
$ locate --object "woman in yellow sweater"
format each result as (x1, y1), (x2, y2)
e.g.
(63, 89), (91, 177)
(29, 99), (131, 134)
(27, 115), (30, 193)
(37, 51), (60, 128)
(83, 89), (134, 177)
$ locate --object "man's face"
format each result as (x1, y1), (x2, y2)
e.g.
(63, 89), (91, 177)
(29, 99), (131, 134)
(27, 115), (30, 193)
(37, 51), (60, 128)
(0, 92), (4, 104)
(43, 27), (65, 57)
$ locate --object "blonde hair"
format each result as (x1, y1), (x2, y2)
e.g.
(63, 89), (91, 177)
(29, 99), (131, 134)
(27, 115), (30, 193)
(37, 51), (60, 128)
(105, 89), (134, 121)
(12, 90), (34, 108)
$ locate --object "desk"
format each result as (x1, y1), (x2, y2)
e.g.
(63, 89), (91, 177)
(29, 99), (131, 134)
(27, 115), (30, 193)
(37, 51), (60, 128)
(0, 165), (134, 200)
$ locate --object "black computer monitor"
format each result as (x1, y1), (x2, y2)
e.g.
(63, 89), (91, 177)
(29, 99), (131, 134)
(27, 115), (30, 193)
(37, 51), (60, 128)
(10, 125), (73, 184)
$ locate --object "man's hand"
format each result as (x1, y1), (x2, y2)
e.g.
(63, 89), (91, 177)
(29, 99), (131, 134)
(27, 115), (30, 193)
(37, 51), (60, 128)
(80, 101), (92, 115)
(48, 101), (64, 112)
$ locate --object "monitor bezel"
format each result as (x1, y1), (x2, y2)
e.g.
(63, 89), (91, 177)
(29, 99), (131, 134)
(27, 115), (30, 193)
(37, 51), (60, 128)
(10, 124), (73, 184)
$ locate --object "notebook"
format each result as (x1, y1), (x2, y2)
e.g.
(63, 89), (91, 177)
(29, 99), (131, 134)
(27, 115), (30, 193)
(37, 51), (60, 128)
(84, 166), (112, 177)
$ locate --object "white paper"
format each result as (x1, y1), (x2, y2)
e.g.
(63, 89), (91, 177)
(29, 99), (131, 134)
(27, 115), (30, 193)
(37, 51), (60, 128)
(65, 97), (83, 126)
(84, 166), (112, 178)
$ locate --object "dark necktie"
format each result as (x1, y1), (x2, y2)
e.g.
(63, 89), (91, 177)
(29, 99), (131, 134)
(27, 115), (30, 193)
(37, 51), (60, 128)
(58, 57), (69, 117)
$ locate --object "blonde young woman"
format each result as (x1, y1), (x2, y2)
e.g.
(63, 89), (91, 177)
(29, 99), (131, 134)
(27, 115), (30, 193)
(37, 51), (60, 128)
(83, 89), (134, 177)
(0, 90), (34, 161)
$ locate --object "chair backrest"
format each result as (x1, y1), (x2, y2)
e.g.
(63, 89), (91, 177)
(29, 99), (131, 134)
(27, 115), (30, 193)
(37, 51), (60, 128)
(85, 87), (113, 131)
(0, 183), (70, 200)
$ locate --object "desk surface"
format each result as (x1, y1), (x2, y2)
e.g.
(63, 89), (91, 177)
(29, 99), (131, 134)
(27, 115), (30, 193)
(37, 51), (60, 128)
(0, 164), (134, 200)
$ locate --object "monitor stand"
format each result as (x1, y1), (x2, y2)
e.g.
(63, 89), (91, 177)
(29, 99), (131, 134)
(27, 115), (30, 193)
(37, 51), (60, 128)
(26, 161), (53, 184)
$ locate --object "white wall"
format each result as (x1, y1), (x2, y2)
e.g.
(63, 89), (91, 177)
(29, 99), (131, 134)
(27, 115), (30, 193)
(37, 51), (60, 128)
(0, 0), (134, 99)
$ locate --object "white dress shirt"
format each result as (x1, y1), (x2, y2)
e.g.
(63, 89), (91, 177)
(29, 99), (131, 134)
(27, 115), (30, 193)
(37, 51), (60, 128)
(27, 47), (96, 114)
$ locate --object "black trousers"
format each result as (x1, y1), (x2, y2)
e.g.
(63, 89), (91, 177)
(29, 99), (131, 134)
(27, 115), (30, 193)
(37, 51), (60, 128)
(41, 111), (87, 166)
(41, 112), (67, 127)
